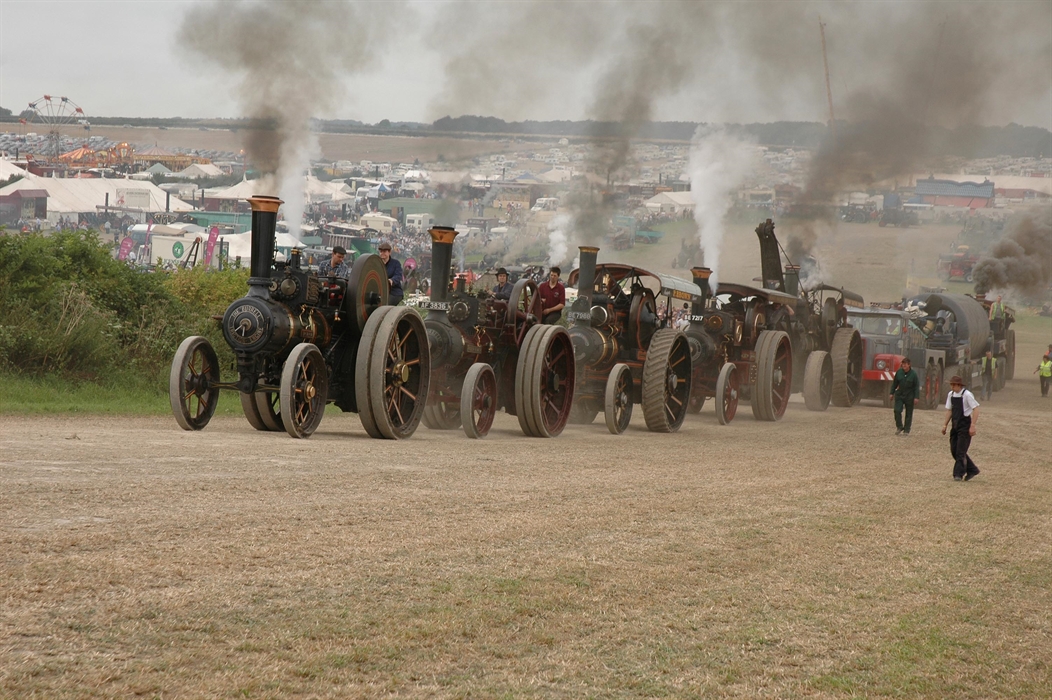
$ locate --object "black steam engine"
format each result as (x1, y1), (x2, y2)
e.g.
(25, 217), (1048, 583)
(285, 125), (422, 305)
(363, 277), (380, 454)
(421, 226), (575, 438)
(566, 246), (697, 434)
(680, 220), (865, 424)
(169, 195), (430, 439)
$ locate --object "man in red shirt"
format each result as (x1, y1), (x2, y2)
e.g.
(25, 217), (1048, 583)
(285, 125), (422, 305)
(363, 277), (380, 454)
(538, 266), (566, 324)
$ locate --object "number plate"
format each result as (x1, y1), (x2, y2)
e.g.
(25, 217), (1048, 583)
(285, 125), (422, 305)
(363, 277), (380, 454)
(417, 300), (451, 311)
(567, 310), (592, 322)
(687, 314), (706, 323)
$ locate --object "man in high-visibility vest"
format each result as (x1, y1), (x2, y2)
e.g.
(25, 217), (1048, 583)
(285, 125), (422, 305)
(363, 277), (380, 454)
(980, 350), (997, 401)
(989, 295), (1006, 336)
(1036, 354), (1052, 397)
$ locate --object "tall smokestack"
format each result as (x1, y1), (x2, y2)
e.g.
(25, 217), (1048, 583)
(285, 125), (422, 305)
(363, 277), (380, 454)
(690, 266), (712, 313)
(428, 226), (459, 303)
(755, 219), (785, 292)
(576, 246), (599, 307)
(248, 195), (282, 292)
(783, 264), (800, 298)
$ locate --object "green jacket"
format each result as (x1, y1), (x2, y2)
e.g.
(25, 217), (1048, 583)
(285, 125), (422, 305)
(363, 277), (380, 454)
(891, 367), (920, 400)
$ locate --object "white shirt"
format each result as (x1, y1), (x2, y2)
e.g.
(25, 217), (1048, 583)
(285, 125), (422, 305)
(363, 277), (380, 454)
(945, 388), (980, 416)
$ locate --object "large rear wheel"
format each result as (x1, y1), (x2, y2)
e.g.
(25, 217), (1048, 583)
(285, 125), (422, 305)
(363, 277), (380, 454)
(357, 306), (430, 439)
(515, 325), (575, 437)
(170, 336), (221, 431)
(715, 362), (739, 426)
(641, 328), (692, 433)
(802, 350), (832, 411)
(604, 363), (633, 435)
(461, 363), (497, 439)
(751, 330), (792, 421)
(279, 343), (328, 439)
(830, 327), (863, 407)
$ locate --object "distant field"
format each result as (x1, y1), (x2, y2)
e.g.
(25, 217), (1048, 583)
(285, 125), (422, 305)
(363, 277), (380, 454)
(83, 125), (519, 164)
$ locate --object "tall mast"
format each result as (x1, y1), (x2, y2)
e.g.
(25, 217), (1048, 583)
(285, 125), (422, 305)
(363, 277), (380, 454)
(819, 17), (836, 144)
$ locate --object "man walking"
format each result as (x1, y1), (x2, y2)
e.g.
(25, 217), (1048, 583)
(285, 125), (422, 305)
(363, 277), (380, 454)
(942, 375), (980, 481)
(1036, 353), (1051, 397)
(538, 266), (566, 324)
(890, 357), (920, 435)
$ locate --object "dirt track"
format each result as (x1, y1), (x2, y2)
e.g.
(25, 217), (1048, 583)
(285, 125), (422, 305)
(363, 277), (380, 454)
(3, 320), (1050, 696)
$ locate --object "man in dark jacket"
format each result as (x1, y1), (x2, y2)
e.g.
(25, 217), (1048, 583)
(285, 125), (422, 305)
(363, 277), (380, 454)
(378, 242), (403, 305)
(890, 357), (921, 435)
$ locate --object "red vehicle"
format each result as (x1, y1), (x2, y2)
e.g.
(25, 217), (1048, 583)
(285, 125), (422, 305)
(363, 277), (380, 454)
(937, 249), (979, 283)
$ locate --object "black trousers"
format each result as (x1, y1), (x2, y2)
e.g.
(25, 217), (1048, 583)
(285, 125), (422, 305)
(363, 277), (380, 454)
(894, 396), (914, 432)
(542, 311), (562, 325)
(950, 416), (979, 479)
(1041, 375), (1050, 397)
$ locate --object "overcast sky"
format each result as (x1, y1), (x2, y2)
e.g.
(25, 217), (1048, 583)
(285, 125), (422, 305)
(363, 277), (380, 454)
(2, 0), (1050, 129)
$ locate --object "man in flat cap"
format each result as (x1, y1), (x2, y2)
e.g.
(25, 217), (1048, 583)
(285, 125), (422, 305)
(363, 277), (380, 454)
(378, 242), (403, 305)
(318, 246), (350, 278)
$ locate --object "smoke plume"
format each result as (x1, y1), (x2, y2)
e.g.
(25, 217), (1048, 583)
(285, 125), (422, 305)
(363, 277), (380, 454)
(687, 127), (758, 289)
(973, 206), (1052, 296)
(788, 7), (1051, 260)
(547, 213), (572, 267)
(178, 0), (388, 236)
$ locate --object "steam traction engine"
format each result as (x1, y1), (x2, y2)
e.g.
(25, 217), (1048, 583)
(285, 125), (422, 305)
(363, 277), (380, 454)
(682, 220), (865, 423)
(682, 266), (799, 424)
(565, 246), (696, 434)
(421, 227), (574, 438)
(169, 195), (430, 439)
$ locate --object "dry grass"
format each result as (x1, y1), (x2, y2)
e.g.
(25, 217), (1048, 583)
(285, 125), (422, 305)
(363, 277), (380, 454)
(2, 321), (1050, 698)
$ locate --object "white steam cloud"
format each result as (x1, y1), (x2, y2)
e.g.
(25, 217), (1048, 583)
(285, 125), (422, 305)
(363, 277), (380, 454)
(547, 213), (573, 267)
(687, 127), (758, 290)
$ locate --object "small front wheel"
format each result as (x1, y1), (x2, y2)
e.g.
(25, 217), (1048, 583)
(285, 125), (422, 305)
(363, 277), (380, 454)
(461, 363), (497, 439)
(170, 336), (221, 431)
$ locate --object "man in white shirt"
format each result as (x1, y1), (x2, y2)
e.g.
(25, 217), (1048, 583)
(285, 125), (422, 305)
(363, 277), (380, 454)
(941, 375), (980, 481)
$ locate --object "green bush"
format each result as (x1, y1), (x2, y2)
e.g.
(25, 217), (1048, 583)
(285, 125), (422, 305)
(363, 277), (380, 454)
(0, 230), (248, 381)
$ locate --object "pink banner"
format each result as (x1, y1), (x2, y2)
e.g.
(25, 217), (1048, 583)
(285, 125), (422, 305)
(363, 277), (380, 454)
(203, 226), (219, 267)
(117, 237), (135, 261)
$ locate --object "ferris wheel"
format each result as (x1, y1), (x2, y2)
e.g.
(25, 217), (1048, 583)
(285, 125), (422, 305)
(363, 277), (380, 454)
(27, 95), (85, 159)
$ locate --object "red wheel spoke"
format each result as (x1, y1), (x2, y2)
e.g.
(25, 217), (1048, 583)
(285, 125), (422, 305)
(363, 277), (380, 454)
(399, 385), (417, 402)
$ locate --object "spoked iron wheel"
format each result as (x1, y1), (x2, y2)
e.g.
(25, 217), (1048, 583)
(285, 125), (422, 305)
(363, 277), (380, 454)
(461, 363), (497, 439)
(830, 328), (863, 407)
(280, 343), (328, 438)
(505, 278), (541, 346)
(802, 350), (832, 411)
(715, 362), (739, 425)
(751, 330), (792, 421)
(641, 328), (692, 433)
(170, 336), (221, 431)
(515, 325), (575, 437)
(604, 362), (633, 435)
(356, 306), (431, 439)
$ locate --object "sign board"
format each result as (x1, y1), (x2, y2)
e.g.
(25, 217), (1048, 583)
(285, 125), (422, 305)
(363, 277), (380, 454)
(416, 300), (451, 312)
(116, 188), (151, 210)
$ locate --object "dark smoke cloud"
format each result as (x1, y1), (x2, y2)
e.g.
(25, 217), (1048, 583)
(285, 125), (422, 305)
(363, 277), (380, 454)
(973, 206), (1052, 296)
(178, 0), (398, 231)
(429, 2), (1049, 259)
(787, 5), (1052, 259)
